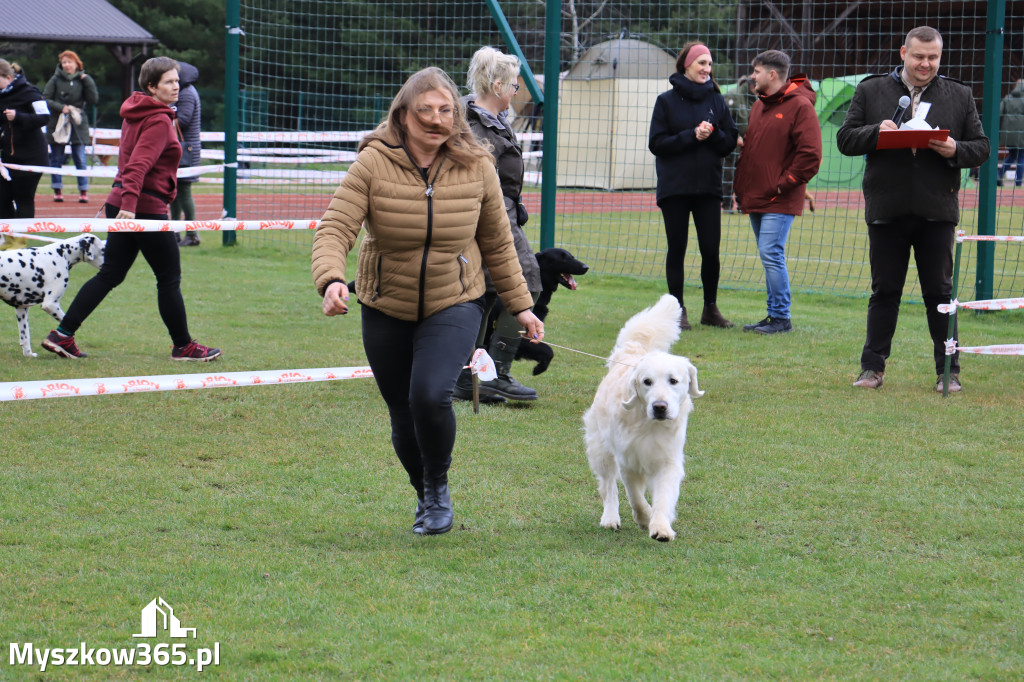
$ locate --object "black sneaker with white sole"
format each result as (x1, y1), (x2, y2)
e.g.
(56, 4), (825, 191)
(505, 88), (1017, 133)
(753, 317), (793, 335)
(742, 316), (771, 332)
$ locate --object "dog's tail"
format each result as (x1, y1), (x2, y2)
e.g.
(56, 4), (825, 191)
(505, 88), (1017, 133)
(608, 294), (681, 365)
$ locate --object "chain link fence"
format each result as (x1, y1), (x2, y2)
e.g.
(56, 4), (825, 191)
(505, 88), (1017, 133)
(235, 1), (1024, 301)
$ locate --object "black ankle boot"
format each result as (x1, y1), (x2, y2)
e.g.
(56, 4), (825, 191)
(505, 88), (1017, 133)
(421, 472), (453, 535)
(480, 336), (538, 401)
(413, 497), (427, 534)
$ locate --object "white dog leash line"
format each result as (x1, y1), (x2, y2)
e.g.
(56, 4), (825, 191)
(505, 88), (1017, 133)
(521, 334), (635, 369)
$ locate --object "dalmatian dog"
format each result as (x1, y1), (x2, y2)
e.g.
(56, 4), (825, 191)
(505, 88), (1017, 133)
(0, 235), (105, 357)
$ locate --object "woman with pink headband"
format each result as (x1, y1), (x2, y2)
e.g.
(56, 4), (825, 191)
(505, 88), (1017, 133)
(649, 41), (738, 330)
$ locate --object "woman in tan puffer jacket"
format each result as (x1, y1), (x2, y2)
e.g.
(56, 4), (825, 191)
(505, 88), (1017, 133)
(312, 67), (544, 537)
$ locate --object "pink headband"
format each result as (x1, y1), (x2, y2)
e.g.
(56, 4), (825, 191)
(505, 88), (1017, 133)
(684, 45), (712, 68)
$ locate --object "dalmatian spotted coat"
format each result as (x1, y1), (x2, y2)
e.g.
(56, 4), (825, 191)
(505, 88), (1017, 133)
(0, 235), (105, 357)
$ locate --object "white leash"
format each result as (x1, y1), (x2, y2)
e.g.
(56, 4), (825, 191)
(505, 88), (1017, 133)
(519, 333), (635, 369)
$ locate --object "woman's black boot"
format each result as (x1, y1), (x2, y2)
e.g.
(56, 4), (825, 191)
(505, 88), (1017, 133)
(412, 497), (427, 535)
(421, 472), (454, 535)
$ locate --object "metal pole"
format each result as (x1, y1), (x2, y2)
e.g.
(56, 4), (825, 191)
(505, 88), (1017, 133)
(941, 236), (963, 397)
(976, 0), (1005, 297)
(484, 0), (543, 106)
(222, 0), (241, 246)
(539, 0), (560, 251)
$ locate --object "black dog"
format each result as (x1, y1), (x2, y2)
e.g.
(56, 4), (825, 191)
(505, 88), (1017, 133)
(484, 247), (589, 375)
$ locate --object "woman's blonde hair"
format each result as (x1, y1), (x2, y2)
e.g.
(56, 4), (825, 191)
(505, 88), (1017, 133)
(467, 46), (521, 98)
(0, 59), (16, 79)
(359, 66), (491, 169)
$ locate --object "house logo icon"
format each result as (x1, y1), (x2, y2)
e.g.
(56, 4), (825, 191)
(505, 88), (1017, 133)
(133, 597), (197, 638)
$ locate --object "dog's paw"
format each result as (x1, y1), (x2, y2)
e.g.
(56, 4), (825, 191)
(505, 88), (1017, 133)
(631, 508), (652, 529)
(599, 514), (621, 530)
(648, 522), (676, 542)
(22, 349), (38, 358)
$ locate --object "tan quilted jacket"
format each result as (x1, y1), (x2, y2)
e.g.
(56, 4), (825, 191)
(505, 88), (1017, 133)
(312, 138), (532, 322)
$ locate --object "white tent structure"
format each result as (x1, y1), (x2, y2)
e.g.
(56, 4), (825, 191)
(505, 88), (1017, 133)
(557, 37), (677, 190)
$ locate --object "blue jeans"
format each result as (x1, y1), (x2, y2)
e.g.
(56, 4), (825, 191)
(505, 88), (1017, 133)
(749, 212), (795, 319)
(999, 148), (1023, 186)
(49, 143), (89, 191)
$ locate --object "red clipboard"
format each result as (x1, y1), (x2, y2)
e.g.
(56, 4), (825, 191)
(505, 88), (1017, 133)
(876, 129), (949, 149)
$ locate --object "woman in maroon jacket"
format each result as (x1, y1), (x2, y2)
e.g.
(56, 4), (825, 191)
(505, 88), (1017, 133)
(42, 57), (220, 361)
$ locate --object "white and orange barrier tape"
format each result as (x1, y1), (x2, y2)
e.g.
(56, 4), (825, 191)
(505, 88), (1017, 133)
(937, 297), (1024, 314)
(1, 218), (319, 234)
(944, 339), (1024, 356)
(1, 351), (499, 403)
(0, 366), (372, 402)
(1, 161), (224, 179)
(956, 231), (1024, 243)
(468, 348), (497, 381)
(92, 128), (543, 144)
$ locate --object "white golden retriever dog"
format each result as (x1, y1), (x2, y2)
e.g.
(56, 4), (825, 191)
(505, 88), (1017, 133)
(582, 294), (703, 542)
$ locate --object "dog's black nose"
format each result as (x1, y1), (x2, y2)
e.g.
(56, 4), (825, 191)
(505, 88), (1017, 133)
(651, 401), (669, 419)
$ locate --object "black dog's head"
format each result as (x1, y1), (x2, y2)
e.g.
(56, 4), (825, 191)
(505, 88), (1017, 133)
(535, 248), (589, 295)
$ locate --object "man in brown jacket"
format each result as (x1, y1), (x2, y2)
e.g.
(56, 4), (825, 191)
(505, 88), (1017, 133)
(735, 50), (822, 334)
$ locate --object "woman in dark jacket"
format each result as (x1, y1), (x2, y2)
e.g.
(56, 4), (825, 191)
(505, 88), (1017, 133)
(42, 50), (98, 203)
(0, 59), (49, 250)
(42, 57), (221, 362)
(649, 41), (738, 329)
(998, 79), (1024, 187)
(171, 61), (202, 245)
(453, 45), (542, 403)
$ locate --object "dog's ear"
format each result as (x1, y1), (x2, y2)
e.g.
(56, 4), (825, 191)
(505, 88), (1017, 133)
(686, 361), (704, 399)
(622, 372), (641, 410)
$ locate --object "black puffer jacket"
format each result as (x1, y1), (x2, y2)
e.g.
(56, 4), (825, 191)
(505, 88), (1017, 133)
(836, 68), (989, 224)
(463, 95), (540, 293)
(648, 72), (738, 204)
(174, 62), (202, 183)
(0, 73), (49, 165)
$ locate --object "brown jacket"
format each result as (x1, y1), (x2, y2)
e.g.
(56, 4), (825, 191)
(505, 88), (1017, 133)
(312, 138), (532, 322)
(735, 75), (822, 215)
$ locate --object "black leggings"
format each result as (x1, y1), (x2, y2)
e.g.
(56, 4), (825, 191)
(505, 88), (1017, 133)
(360, 300), (483, 495)
(60, 203), (191, 347)
(0, 169), (42, 219)
(659, 194), (723, 307)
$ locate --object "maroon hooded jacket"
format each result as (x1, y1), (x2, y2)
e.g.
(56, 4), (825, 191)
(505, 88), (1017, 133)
(106, 92), (181, 215)
(734, 74), (822, 215)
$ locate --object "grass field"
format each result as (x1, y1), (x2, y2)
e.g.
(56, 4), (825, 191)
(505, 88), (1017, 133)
(1, 237), (1022, 678)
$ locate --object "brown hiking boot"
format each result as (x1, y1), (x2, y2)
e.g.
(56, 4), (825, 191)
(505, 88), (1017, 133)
(853, 369), (884, 389)
(679, 306), (692, 331)
(700, 303), (734, 328)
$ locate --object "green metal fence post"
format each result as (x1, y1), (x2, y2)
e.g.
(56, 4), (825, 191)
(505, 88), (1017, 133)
(976, 1), (1006, 297)
(539, 0), (559, 251)
(484, 0), (543, 106)
(222, 0), (241, 246)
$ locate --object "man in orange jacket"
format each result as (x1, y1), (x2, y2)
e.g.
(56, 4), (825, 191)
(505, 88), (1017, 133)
(735, 50), (822, 334)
